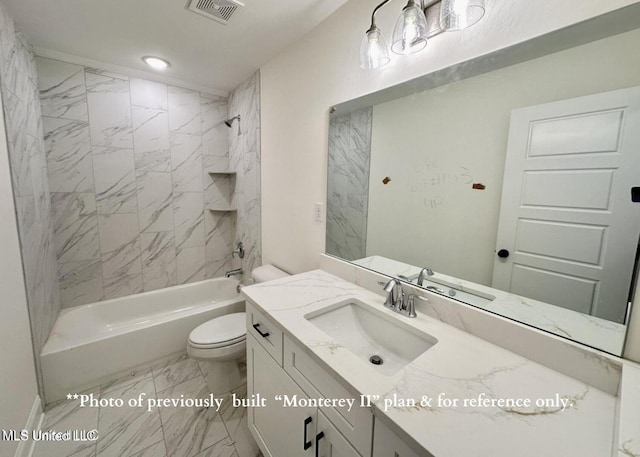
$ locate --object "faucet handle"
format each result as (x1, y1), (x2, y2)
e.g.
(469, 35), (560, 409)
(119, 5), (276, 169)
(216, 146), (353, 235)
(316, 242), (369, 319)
(405, 294), (428, 318)
(232, 241), (245, 259)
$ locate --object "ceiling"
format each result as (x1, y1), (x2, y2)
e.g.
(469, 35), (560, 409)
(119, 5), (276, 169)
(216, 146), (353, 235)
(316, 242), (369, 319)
(2, 0), (349, 92)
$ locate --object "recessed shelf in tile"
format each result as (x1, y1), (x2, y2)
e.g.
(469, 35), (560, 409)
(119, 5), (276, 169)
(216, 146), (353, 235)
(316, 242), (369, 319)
(207, 206), (237, 212)
(206, 169), (237, 175)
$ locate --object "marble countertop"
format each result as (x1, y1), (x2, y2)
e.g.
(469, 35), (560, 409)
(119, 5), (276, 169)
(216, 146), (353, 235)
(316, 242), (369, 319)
(242, 269), (634, 457)
(618, 363), (640, 457)
(354, 255), (626, 355)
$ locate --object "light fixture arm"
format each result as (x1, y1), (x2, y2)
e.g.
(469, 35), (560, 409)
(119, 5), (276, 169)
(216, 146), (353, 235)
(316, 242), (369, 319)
(368, 0), (428, 32)
(367, 0), (392, 32)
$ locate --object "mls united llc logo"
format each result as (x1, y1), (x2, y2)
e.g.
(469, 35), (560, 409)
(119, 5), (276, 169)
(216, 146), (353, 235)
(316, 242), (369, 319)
(2, 429), (99, 442)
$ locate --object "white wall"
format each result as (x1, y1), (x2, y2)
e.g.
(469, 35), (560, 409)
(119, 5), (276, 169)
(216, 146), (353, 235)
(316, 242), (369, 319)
(0, 89), (39, 456)
(366, 28), (640, 286)
(260, 0), (640, 274)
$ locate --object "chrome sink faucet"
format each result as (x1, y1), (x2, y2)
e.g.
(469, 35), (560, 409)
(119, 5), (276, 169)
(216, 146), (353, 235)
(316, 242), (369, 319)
(381, 279), (422, 318)
(417, 267), (434, 286)
(383, 278), (404, 310)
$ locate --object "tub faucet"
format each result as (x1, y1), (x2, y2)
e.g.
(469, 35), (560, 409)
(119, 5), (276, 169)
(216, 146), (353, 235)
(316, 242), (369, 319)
(225, 268), (243, 278)
(417, 267), (434, 286)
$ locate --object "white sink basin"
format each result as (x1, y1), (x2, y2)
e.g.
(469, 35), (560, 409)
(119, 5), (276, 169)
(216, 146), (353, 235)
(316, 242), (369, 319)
(305, 300), (437, 375)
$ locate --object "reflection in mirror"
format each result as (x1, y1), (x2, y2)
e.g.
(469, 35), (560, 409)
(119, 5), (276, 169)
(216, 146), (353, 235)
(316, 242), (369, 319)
(326, 19), (640, 356)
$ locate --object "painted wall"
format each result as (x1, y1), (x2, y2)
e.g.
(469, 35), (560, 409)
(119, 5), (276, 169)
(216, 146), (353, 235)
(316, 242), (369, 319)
(36, 56), (235, 306)
(366, 28), (640, 287)
(228, 71), (262, 283)
(0, 0), (59, 396)
(0, 67), (39, 457)
(326, 106), (372, 261)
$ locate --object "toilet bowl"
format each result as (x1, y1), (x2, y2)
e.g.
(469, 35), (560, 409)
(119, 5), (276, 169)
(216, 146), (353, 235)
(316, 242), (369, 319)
(187, 264), (289, 393)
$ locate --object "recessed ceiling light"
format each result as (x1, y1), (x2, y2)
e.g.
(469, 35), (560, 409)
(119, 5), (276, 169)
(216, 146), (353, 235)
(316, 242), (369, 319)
(142, 56), (170, 71)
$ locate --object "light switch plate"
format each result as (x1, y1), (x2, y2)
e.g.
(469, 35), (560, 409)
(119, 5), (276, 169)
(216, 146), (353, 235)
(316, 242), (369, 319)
(314, 202), (323, 222)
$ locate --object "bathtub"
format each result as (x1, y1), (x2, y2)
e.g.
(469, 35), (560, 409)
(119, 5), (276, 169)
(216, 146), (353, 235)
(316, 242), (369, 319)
(41, 278), (245, 404)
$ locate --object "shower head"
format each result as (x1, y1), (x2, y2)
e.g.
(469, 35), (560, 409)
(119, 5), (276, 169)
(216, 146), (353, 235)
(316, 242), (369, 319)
(224, 115), (241, 127)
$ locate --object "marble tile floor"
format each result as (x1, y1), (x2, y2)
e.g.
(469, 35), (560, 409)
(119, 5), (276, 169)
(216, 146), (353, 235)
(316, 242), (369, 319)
(34, 354), (263, 457)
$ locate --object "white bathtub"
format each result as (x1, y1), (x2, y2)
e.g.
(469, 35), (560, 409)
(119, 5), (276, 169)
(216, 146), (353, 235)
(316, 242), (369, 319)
(41, 278), (245, 404)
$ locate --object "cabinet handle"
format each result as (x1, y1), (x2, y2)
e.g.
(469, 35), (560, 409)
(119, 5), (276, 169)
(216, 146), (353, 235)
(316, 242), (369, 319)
(303, 417), (313, 450)
(315, 431), (325, 457)
(252, 323), (270, 338)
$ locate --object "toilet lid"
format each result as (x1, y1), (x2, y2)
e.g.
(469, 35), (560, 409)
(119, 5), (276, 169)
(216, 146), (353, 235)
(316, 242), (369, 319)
(189, 312), (246, 348)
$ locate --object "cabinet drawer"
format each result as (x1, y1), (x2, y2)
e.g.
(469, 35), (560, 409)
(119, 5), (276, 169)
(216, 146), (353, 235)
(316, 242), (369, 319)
(284, 335), (373, 456)
(247, 301), (283, 366)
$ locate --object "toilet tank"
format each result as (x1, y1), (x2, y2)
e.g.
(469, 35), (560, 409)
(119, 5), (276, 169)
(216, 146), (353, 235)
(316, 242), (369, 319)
(251, 265), (289, 283)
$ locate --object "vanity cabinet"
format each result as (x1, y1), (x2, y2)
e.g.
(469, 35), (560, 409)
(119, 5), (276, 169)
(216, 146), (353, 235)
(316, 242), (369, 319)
(247, 334), (361, 457)
(246, 301), (370, 457)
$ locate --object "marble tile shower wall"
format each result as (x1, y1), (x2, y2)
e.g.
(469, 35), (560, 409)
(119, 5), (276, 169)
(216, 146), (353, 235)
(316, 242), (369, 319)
(0, 3), (60, 392)
(36, 56), (235, 307)
(326, 107), (372, 261)
(228, 71), (261, 283)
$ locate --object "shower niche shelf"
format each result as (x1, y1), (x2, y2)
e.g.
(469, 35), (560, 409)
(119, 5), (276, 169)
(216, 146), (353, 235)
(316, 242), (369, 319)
(206, 164), (236, 214)
(206, 169), (237, 175)
(207, 206), (237, 212)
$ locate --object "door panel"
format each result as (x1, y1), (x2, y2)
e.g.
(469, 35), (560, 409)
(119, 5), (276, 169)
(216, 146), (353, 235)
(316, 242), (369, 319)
(516, 220), (605, 265)
(510, 265), (596, 314)
(521, 170), (614, 209)
(528, 110), (623, 156)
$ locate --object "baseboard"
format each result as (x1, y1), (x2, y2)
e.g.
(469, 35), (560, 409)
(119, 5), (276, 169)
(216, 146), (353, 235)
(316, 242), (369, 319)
(14, 395), (44, 457)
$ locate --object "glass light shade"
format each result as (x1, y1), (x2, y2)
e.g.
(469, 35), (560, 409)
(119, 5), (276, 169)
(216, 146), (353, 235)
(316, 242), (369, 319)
(360, 27), (391, 70)
(391, 2), (428, 55)
(440, 0), (485, 31)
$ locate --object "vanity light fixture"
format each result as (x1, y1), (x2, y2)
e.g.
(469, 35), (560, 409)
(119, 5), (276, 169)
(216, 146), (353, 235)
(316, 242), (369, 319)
(142, 56), (170, 71)
(360, 0), (487, 70)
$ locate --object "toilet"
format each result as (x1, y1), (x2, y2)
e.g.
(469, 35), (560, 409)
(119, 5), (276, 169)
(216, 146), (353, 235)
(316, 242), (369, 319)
(187, 264), (289, 393)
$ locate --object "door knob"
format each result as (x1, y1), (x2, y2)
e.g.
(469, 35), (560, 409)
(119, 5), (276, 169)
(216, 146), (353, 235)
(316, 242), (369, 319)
(497, 249), (510, 258)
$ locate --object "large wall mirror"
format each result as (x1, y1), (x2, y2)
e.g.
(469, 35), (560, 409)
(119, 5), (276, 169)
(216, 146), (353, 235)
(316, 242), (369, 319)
(326, 5), (640, 356)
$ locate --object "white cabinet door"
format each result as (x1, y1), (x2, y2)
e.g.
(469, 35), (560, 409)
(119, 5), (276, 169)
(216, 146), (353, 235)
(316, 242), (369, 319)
(316, 411), (361, 457)
(284, 335), (373, 455)
(493, 86), (640, 322)
(372, 418), (425, 457)
(247, 335), (316, 457)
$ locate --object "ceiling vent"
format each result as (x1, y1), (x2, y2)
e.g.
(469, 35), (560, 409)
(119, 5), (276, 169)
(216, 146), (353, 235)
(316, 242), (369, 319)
(186, 0), (244, 25)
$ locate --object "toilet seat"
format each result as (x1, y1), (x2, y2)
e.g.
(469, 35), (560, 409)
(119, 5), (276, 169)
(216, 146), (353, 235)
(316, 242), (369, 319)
(188, 312), (246, 349)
